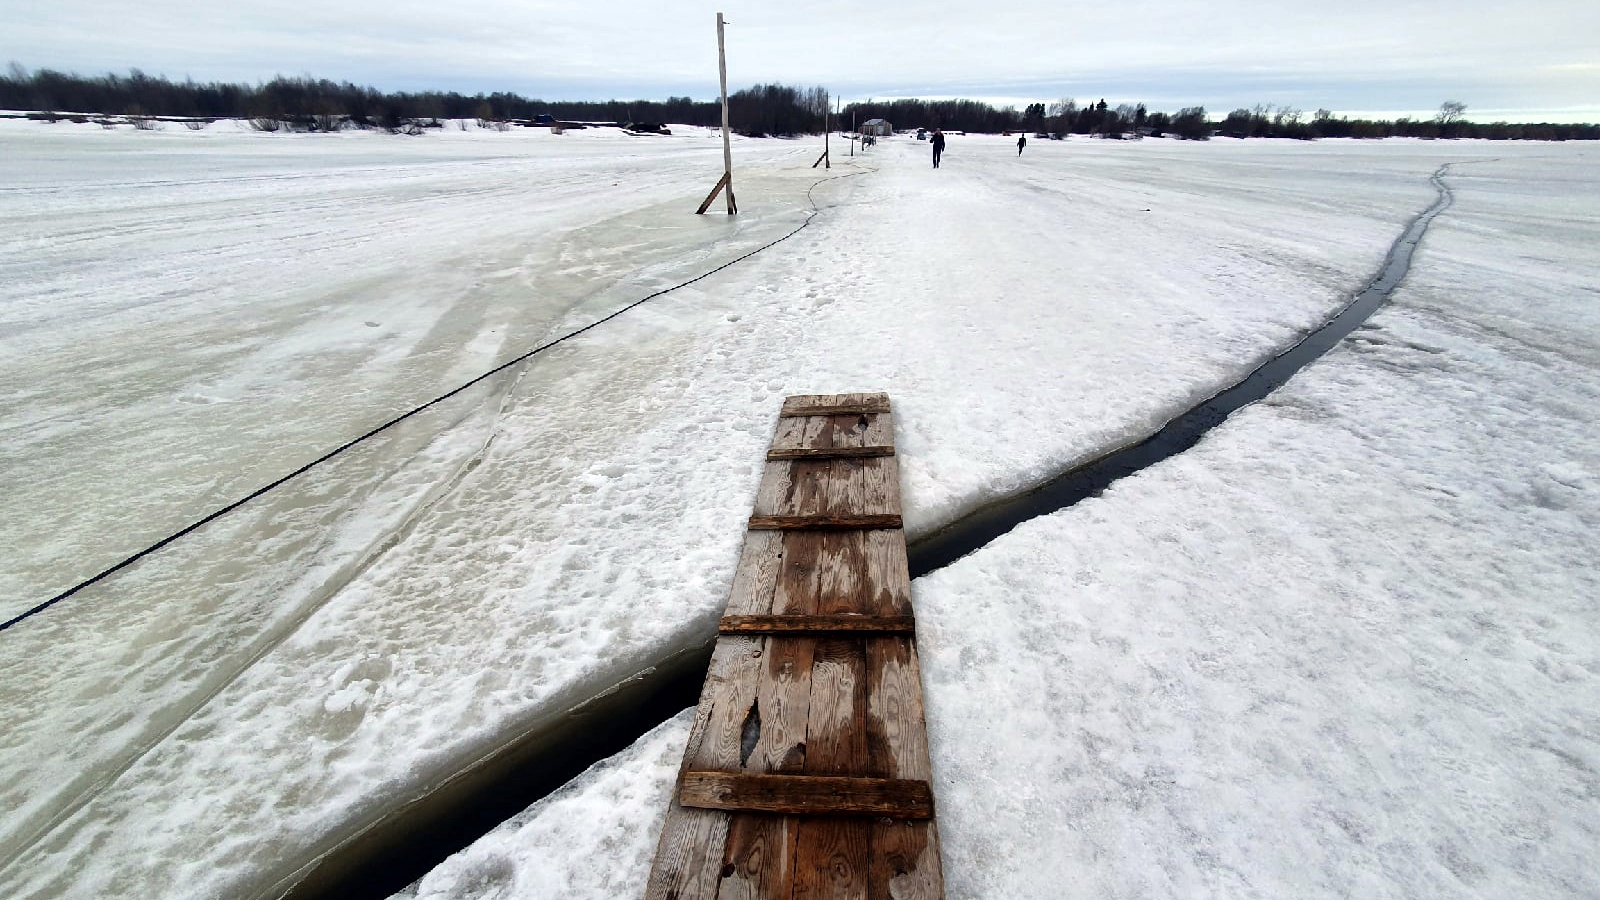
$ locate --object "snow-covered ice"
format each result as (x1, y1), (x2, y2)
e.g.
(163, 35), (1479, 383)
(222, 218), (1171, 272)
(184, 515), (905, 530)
(392, 710), (692, 900)
(1, 119), (1594, 898)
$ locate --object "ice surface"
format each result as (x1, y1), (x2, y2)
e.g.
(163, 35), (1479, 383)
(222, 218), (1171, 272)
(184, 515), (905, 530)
(396, 146), (1598, 898)
(2, 124), (1593, 897)
(914, 152), (1600, 898)
(1, 119), (814, 608)
(393, 710), (692, 900)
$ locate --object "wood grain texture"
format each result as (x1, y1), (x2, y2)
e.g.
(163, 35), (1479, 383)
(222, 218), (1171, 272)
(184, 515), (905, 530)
(804, 639), (870, 777)
(724, 530), (784, 617)
(776, 402), (891, 418)
(719, 615), (915, 636)
(683, 637), (767, 773)
(869, 820), (945, 900)
(717, 814), (796, 900)
(680, 773), (934, 819)
(716, 632), (810, 898)
(746, 636), (815, 774)
(793, 816), (870, 900)
(644, 804), (731, 900)
(865, 639), (932, 782)
(750, 457), (901, 521)
(765, 446), (895, 460)
(646, 638), (763, 899)
(778, 393), (891, 417)
(769, 412), (894, 454)
(747, 515), (903, 531)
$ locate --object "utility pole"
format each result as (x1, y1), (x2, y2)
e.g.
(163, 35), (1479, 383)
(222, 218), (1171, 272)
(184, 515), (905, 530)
(696, 12), (736, 215)
(813, 89), (833, 169)
(824, 92), (831, 169)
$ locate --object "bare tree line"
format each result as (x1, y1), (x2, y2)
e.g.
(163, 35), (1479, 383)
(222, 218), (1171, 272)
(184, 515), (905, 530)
(4, 65), (1596, 141)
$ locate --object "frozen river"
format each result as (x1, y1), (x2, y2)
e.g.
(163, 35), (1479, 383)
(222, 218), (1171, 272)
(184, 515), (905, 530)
(1, 121), (1595, 899)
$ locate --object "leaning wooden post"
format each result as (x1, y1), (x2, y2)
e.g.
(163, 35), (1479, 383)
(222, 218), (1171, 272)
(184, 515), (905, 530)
(824, 92), (831, 169)
(697, 12), (737, 215)
(812, 90), (832, 169)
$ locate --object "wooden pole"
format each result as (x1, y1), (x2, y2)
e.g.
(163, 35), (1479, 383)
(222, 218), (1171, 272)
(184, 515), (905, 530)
(823, 90), (831, 169)
(718, 13), (735, 213)
(697, 12), (736, 215)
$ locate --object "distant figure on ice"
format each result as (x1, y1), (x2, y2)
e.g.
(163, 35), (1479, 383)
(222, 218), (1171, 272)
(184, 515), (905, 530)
(932, 128), (946, 168)
(1017, 135), (1027, 155)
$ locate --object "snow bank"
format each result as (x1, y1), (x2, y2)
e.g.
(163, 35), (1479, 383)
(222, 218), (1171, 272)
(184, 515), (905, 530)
(394, 711), (692, 900)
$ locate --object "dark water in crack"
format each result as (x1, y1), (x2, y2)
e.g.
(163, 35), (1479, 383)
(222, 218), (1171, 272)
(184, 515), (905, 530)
(909, 163), (1456, 576)
(282, 641), (714, 900)
(301, 164), (1456, 900)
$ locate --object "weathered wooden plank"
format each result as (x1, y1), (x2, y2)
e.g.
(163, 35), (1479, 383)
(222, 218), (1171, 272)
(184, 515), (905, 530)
(644, 805), (731, 900)
(805, 638), (871, 776)
(789, 530), (908, 618)
(684, 637), (769, 773)
(771, 530), (825, 613)
(790, 634), (875, 898)
(858, 529), (913, 618)
(646, 636), (765, 900)
(793, 817), (870, 900)
(744, 637), (815, 774)
(725, 529), (785, 617)
(750, 457), (902, 522)
(768, 412), (894, 454)
(730, 536), (827, 779)
(765, 531), (911, 620)
(778, 393), (890, 417)
(712, 546), (820, 899)
(777, 401), (891, 418)
(747, 514), (903, 531)
(680, 773), (934, 819)
(869, 820), (945, 900)
(765, 445), (895, 460)
(648, 391), (942, 900)
(719, 615), (915, 636)
(717, 814), (797, 900)
(864, 633), (945, 897)
(865, 638), (933, 782)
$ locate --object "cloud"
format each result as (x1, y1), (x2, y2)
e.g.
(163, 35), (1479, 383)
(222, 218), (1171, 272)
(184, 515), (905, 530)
(4, 0), (1598, 120)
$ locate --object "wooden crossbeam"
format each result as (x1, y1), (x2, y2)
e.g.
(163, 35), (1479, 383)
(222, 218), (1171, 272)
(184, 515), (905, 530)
(748, 514), (902, 530)
(778, 394), (892, 417)
(719, 614), (916, 635)
(679, 772), (935, 819)
(778, 402), (891, 418)
(766, 445), (895, 460)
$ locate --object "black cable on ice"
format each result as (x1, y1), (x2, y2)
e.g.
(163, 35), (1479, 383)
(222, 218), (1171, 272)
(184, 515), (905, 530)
(2, 166), (873, 634)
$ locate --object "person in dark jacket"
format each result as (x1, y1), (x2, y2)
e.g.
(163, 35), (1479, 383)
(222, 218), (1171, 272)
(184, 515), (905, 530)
(1017, 135), (1027, 155)
(932, 128), (946, 168)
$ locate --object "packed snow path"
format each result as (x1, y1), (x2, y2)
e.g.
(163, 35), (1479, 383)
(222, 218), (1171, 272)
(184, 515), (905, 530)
(2, 122), (1593, 899)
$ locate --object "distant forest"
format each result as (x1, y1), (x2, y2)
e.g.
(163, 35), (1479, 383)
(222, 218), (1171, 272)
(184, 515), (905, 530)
(3, 66), (1597, 141)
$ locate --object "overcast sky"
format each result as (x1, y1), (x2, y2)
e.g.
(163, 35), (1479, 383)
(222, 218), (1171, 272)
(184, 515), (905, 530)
(4, 0), (1597, 121)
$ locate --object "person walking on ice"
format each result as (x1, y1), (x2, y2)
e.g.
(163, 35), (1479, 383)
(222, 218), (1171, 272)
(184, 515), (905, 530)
(1017, 134), (1026, 155)
(932, 128), (946, 168)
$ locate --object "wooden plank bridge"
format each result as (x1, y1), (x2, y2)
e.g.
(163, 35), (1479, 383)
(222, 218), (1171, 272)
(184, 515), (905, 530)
(646, 392), (944, 900)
